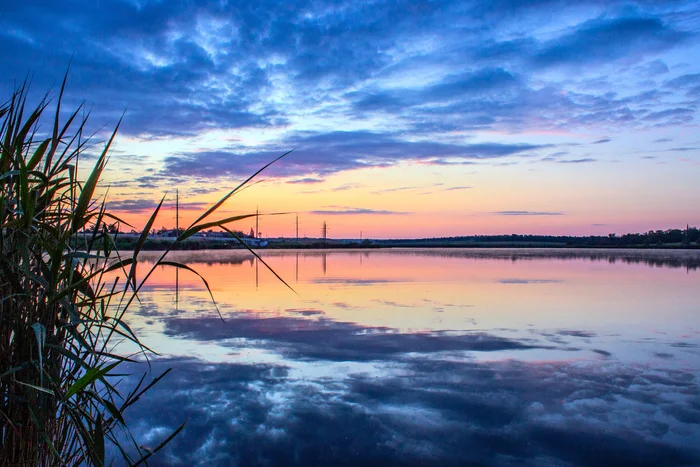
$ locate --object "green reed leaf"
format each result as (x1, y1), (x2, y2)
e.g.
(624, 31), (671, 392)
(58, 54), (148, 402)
(64, 362), (119, 400)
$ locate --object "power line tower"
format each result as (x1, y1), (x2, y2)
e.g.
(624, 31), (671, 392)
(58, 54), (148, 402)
(321, 221), (327, 241)
(171, 189), (181, 234)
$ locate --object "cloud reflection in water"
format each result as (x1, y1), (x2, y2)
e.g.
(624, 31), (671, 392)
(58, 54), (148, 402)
(124, 354), (700, 466)
(118, 249), (700, 465)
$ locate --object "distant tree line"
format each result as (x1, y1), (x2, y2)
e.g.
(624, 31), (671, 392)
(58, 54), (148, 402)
(102, 226), (699, 249)
(615, 228), (699, 245)
(380, 227), (699, 248)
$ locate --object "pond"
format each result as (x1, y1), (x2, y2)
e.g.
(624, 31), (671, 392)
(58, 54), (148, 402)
(120, 248), (700, 466)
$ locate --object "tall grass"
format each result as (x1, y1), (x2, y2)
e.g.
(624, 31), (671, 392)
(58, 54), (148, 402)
(0, 76), (291, 465)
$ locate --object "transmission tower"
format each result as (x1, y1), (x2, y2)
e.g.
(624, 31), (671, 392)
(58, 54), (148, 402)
(172, 189), (182, 233)
(256, 206), (259, 238)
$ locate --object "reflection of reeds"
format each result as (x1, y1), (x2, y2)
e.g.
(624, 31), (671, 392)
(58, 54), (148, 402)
(0, 76), (289, 465)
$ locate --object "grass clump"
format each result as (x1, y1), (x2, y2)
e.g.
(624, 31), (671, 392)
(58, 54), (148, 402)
(0, 75), (290, 465)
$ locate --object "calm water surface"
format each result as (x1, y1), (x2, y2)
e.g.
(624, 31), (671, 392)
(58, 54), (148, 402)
(121, 249), (700, 466)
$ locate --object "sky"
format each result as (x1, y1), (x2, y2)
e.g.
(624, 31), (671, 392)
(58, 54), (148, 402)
(1, 0), (699, 238)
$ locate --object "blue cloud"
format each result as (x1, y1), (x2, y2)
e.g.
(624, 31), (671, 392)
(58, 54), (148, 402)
(642, 108), (695, 123)
(533, 15), (688, 68)
(636, 59), (670, 77)
(1, 0), (698, 163)
(286, 177), (325, 184)
(665, 73), (700, 88)
(308, 207), (410, 216)
(557, 158), (597, 163)
(163, 131), (548, 178)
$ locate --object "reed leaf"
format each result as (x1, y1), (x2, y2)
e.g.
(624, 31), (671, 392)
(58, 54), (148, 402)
(1, 72), (292, 465)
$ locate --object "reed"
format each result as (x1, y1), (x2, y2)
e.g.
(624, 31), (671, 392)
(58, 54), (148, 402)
(0, 76), (290, 465)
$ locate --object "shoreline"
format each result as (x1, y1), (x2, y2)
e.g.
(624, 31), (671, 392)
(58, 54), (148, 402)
(108, 233), (700, 251)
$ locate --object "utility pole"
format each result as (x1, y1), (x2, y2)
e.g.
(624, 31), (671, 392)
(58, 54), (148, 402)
(256, 206), (259, 238)
(296, 215), (299, 240)
(322, 221), (327, 241)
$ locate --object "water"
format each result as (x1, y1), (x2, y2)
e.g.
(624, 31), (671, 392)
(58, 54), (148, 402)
(120, 249), (700, 466)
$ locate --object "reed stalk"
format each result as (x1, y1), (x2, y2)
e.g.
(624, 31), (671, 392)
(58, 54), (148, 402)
(0, 76), (290, 465)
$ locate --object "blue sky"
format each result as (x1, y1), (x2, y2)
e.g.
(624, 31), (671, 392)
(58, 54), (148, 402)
(2, 0), (699, 236)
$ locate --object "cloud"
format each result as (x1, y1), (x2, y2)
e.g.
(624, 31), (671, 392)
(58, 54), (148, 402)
(423, 67), (520, 101)
(163, 131), (546, 179)
(162, 315), (542, 362)
(308, 207), (410, 216)
(351, 67), (520, 114)
(636, 59), (670, 77)
(107, 198), (208, 212)
(499, 279), (563, 284)
(557, 329), (596, 338)
(665, 73), (700, 89)
(115, 352), (700, 466)
(642, 108), (694, 122)
(132, 175), (164, 189)
(332, 183), (364, 192)
(371, 186), (419, 194)
(533, 15), (688, 68)
(592, 137), (611, 144)
(284, 308), (325, 316)
(1, 0), (695, 161)
(313, 278), (404, 286)
(286, 177), (324, 184)
(668, 147), (699, 152)
(557, 158), (597, 163)
(187, 186), (220, 196)
(106, 199), (159, 212)
(494, 211), (563, 216)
